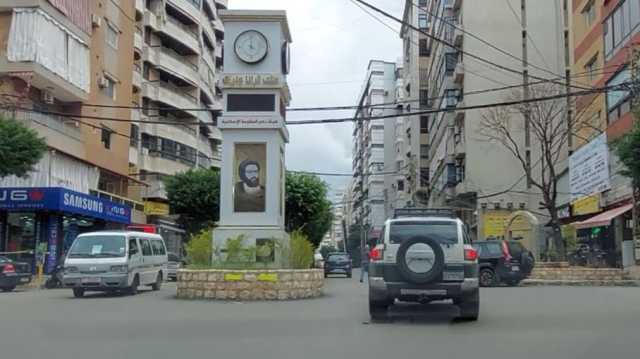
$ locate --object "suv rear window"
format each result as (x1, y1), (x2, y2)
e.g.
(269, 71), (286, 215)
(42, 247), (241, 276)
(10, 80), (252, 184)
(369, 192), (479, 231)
(389, 221), (458, 244)
(328, 254), (349, 262)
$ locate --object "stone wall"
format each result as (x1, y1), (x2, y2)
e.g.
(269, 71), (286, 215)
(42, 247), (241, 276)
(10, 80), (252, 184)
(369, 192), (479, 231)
(530, 266), (628, 281)
(176, 269), (324, 301)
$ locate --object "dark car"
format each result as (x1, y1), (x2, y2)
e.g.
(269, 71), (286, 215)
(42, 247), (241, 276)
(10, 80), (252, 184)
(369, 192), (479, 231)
(0, 256), (32, 292)
(472, 240), (535, 287)
(324, 253), (352, 278)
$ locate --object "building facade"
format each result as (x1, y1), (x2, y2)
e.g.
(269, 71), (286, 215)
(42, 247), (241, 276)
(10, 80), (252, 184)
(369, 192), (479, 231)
(414, 0), (570, 248)
(352, 60), (399, 239)
(567, 0), (639, 266)
(0, 0), (142, 272)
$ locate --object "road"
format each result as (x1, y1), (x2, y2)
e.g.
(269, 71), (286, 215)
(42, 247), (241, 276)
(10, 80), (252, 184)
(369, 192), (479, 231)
(1, 270), (640, 359)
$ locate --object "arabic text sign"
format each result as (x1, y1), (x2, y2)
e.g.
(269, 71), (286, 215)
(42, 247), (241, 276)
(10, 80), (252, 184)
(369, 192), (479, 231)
(569, 133), (610, 201)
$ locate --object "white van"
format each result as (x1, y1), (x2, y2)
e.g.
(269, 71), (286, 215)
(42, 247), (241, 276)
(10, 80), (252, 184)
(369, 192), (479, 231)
(62, 231), (168, 298)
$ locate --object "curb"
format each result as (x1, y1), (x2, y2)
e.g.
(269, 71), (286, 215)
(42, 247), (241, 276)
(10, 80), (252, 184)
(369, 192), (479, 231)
(521, 279), (640, 287)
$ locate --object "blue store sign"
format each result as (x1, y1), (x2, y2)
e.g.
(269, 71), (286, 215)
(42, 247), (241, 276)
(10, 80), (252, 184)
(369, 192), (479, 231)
(0, 187), (131, 224)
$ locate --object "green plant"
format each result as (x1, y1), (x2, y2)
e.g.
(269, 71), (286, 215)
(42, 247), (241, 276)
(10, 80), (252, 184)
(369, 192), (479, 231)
(612, 116), (640, 185)
(286, 231), (314, 269)
(185, 229), (213, 266)
(285, 172), (334, 247)
(0, 116), (48, 178)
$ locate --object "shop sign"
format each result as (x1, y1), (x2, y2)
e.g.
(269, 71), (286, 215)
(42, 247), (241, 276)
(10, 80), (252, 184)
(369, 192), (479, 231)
(558, 205), (571, 219)
(144, 201), (170, 216)
(483, 211), (530, 239)
(222, 73), (282, 88)
(572, 194), (601, 216)
(0, 187), (131, 224)
(45, 214), (60, 274)
(569, 133), (611, 201)
(219, 117), (282, 129)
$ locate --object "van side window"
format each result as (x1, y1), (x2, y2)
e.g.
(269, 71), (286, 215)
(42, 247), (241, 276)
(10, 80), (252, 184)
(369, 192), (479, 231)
(141, 239), (153, 256)
(151, 240), (166, 255)
(129, 238), (139, 256)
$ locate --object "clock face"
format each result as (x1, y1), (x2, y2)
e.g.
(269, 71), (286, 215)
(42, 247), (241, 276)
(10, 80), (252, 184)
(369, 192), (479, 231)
(234, 30), (269, 64)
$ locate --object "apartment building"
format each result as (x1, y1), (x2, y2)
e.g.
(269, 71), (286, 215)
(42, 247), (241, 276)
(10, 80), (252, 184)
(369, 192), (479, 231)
(566, 0), (639, 266)
(415, 0), (570, 246)
(0, 0), (142, 271)
(352, 60), (398, 239)
(400, 0), (431, 207)
(129, 0), (225, 203)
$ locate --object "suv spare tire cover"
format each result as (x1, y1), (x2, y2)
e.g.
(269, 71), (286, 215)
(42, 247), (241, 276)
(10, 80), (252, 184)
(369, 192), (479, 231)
(396, 236), (445, 284)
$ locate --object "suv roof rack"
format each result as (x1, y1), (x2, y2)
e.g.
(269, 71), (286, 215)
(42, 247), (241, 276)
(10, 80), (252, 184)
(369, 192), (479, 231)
(393, 208), (456, 219)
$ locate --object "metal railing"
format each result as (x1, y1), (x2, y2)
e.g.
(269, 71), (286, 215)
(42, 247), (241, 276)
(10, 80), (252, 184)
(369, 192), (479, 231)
(165, 15), (198, 39)
(160, 46), (198, 71)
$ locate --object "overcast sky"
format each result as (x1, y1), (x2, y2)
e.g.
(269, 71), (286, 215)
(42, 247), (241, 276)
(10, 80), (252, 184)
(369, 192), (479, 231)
(232, 0), (403, 197)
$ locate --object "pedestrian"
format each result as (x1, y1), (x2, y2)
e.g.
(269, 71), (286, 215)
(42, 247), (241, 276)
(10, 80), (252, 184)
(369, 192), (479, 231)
(360, 245), (370, 283)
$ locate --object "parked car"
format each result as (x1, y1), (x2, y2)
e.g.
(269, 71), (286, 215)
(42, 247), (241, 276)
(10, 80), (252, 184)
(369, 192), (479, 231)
(0, 256), (32, 292)
(368, 209), (479, 321)
(166, 252), (184, 281)
(324, 253), (352, 278)
(314, 252), (324, 269)
(62, 231), (168, 298)
(472, 240), (535, 287)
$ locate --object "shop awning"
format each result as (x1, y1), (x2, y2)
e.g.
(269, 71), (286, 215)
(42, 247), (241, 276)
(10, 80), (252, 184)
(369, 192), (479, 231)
(574, 204), (633, 230)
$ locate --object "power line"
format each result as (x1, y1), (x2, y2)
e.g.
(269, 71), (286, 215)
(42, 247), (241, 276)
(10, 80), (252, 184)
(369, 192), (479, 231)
(353, 0), (590, 92)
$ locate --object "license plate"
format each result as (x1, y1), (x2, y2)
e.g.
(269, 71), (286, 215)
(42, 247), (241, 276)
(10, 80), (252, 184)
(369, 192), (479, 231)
(400, 289), (447, 296)
(19, 277), (30, 283)
(82, 277), (100, 283)
(442, 271), (464, 281)
(511, 265), (520, 271)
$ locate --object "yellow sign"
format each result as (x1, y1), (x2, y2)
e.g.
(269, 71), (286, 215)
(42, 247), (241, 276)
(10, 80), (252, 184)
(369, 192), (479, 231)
(224, 273), (243, 281)
(144, 201), (169, 216)
(257, 273), (278, 282)
(572, 194), (600, 216)
(483, 211), (530, 239)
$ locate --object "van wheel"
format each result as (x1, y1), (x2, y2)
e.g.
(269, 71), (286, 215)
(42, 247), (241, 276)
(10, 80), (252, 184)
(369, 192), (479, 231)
(72, 288), (85, 298)
(151, 272), (162, 291)
(128, 275), (139, 295)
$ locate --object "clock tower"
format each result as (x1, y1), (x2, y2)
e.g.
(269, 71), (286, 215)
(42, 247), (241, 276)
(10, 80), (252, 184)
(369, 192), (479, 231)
(213, 10), (292, 263)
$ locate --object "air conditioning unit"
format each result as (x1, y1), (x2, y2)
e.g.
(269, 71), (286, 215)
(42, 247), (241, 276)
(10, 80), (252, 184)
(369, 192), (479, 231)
(98, 76), (109, 88)
(92, 14), (102, 28)
(41, 90), (54, 104)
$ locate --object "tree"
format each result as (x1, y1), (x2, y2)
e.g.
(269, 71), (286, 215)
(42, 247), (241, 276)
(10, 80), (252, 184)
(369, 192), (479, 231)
(164, 167), (220, 235)
(0, 116), (47, 178)
(285, 172), (334, 247)
(612, 114), (640, 185)
(479, 83), (600, 260)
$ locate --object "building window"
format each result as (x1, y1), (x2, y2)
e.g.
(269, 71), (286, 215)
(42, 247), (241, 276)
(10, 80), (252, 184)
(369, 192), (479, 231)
(420, 116), (429, 133)
(606, 67), (631, 123)
(583, 1), (596, 27)
(106, 23), (119, 49)
(101, 128), (112, 150)
(420, 145), (429, 159)
(419, 39), (429, 57)
(101, 76), (116, 100)
(397, 180), (405, 192)
(130, 124), (139, 147)
(419, 14), (429, 29)
(603, 0), (640, 60)
(418, 0), (428, 6)
(445, 89), (462, 108)
(584, 54), (598, 83)
(420, 168), (429, 187)
(420, 89), (430, 108)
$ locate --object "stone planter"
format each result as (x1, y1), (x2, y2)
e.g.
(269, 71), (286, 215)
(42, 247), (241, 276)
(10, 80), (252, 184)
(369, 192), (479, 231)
(176, 269), (324, 301)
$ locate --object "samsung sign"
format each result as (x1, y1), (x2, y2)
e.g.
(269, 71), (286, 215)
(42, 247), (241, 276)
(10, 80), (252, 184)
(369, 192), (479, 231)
(0, 187), (131, 224)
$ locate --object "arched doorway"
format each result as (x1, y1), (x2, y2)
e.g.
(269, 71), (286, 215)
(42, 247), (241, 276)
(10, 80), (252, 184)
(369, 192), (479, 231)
(504, 210), (541, 258)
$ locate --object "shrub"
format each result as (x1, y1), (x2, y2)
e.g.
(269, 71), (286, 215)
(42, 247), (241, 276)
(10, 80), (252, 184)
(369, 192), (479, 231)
(185, 229), (213, 266)
(287, 231), (314, 269)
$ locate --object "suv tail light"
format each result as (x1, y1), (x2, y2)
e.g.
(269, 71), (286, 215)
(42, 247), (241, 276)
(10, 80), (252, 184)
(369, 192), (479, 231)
(370, 245), (384, 261)
(2, 263), (16, 274)
(501, 241), (512, 261)
(464, 245), (478, 261)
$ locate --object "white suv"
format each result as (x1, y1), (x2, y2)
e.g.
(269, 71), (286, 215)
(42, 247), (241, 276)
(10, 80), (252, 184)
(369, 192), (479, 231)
(368, 210), (480, 321)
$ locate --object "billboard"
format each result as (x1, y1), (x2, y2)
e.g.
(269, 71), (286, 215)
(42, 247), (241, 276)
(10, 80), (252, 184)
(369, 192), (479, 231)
(233, 143), (267, 212)
(569, 133), (611, 201)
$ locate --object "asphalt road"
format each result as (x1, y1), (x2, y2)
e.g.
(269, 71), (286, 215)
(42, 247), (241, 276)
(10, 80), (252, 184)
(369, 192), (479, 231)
(1, 270), (640, 359)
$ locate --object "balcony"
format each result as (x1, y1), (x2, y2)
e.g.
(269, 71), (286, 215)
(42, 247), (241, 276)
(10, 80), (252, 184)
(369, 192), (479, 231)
(213, 17), (225, 35)
(144, 12), (199, 54)
(135, 0), (144, 19)
(214, 0), (228, 9)
(2, 108), (84, 157)
(160, 48), (199, 85)
(158, 82), (198, 115)
(132, 63), (142, 90)
(453, 25), (463, 47)
(167, 0), (201, 23)
(134, 28), (143, 54)
(201, 12), (216, 45)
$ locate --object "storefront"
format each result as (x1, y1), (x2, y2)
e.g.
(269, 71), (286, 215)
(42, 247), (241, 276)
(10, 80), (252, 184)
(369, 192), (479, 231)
(0, 187), (131, 273)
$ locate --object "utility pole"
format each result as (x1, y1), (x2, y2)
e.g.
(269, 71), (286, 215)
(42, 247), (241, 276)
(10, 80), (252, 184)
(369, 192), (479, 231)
(629, 44), (640, 264)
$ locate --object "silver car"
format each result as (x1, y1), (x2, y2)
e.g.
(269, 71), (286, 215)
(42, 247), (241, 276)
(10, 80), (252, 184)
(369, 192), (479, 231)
(166, 252), (184, 281)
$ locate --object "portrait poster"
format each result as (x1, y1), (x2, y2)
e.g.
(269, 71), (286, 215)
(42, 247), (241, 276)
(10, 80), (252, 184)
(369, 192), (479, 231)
(234, 143), (267, 212)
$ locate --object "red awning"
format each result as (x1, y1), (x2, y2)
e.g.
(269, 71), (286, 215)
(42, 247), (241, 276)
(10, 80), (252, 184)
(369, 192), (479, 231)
(574, 204), (633, 230)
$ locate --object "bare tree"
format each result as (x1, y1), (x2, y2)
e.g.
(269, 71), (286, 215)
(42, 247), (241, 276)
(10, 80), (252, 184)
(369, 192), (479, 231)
(478, 83), (602, 259)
